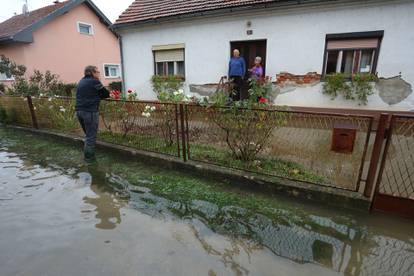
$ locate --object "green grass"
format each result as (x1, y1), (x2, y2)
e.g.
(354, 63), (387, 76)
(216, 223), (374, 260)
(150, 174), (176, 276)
(98, 131), (179, 156)
(190, 143), (326, 183)
(98, 131), (325, 184)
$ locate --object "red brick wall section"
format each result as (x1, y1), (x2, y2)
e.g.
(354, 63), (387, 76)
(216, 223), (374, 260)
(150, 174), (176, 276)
(276, 72), (321, 85)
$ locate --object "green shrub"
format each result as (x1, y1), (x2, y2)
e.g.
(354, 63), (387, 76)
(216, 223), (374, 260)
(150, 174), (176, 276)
(352, 74), (377, 105)
(323, 73), (376, 105)
(109, 81), (122, 92)
(204, 77), (289, 162)
(151, 75), (185, 102)
(323, 73), (352, 100)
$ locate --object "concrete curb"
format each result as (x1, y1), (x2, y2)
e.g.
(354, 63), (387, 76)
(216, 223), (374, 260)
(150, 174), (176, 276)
(5, 125), (371, 212)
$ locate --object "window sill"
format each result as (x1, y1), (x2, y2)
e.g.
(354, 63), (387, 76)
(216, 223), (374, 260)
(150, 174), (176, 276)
(104, 76), (121, 79)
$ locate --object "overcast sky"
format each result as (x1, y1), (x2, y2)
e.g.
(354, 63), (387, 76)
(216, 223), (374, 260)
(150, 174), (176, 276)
(0, 0), (134, 23)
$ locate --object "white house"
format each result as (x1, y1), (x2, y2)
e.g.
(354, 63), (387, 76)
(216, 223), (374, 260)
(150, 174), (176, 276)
(114, 0), (414, 111)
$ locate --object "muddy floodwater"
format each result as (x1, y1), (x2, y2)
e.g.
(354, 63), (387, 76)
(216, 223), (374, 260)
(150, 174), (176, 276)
(0, 128), (413, 276)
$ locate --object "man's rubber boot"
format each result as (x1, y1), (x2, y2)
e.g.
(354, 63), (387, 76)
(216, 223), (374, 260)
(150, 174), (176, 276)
(84, 147), (96, 163)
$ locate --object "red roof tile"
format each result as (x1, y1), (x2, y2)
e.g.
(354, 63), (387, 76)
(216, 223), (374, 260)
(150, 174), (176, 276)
(0, 1), (68, 40)
(115, 0), (279, 25)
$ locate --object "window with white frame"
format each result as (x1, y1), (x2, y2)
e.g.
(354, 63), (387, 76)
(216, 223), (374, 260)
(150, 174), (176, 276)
(77, 22), (93, 35)
(153, 48), (185, 77)
(0, 71), (14, 81)
(104, 64), (120, 78)
(323, 33), (382, 76)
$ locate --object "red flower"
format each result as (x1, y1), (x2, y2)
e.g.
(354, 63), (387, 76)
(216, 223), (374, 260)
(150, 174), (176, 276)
(110, 90), (121, 100)
(127, 89), (133, 93)
(259, 97), (268, 104)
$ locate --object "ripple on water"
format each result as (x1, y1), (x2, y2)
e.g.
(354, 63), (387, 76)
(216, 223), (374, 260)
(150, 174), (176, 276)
(0, 128), (414, 276)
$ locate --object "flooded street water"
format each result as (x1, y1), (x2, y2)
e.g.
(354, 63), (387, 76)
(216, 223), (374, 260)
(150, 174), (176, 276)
(0, 127), (413, 276)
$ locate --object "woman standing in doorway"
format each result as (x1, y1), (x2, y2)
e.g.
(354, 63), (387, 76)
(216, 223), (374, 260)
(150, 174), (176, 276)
(249, 56), (264, 80)
(228, 49), (246, 101)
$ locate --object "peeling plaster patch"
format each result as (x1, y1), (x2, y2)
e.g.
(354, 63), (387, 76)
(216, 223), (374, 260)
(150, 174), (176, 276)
(376, 76), (412, 105)
(189, 84), (217, 96)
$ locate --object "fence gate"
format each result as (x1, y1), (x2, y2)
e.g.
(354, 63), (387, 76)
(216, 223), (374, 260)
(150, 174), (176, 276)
(372, 115), (414, 219)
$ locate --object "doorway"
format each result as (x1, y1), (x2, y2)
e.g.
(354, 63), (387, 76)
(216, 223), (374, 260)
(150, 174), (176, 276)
(230, 40), (267, 76)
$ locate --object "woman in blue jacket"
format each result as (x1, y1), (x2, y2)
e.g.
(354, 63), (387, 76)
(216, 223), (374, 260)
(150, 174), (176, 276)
(228, 49), (246, 101)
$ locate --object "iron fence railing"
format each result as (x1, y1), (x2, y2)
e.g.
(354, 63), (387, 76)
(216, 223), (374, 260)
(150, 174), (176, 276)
(0, 96), (33, 127)
(377, 115), (414, 199)
(99, 100), (181, 157)
(0, 95), (377, 192)
(184, 105), (373, 191)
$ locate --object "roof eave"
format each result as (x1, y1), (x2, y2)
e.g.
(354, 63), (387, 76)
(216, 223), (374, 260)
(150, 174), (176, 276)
(112, 0), (319, 30)
(8, 0), (118, 41)
(112, 0), (394, 31)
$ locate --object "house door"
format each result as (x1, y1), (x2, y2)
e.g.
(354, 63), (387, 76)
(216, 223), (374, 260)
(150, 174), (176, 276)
(230, 40), (267, 76)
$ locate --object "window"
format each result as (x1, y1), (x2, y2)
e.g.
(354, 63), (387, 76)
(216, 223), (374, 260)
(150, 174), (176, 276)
(153, 48), (185, 77)
(323, 32), (383, 76)
(103, 64), (120, 78)
(77, 22), (93, 35)
(0, 71), (13, 81)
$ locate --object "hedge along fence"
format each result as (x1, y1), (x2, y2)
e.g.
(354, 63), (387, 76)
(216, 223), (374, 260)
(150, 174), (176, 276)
(0, 95), (374, 192)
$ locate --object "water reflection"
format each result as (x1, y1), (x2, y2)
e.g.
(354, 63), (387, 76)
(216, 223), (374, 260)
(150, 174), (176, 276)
(1, 128), (414, 276)
(81, 171), (124, 230)
(125, 181), (414, 275)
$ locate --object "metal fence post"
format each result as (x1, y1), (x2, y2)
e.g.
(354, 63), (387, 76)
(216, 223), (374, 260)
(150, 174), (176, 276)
(179, 104), (187, 162)
(363, 113), (389, 198)
(26, 96), (38, 129)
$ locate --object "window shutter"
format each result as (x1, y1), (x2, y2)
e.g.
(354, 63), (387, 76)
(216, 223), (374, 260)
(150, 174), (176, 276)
(327, 38), (379, 50)
(154, 49), (184, 62)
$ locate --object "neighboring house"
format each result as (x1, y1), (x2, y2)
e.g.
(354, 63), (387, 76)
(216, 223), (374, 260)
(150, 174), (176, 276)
(0, 0), (121, 86)
(114, 0), (414, 110)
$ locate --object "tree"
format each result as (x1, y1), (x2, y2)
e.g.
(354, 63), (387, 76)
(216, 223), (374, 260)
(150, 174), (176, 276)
(0, 55), (26, 79)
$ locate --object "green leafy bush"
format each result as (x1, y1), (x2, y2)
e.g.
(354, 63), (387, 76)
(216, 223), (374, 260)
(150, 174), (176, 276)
(151, 75), (185, 102)
(352, 74), (377, 105)
(0, 55), (26, 80)
(204, 77), (289, 162)
(33, 98), (78, 131)
(322, 73), (352, 100)
(151, 75), (186, 146)
(323, 73), (377, 105)
(109, 81), (122, 92)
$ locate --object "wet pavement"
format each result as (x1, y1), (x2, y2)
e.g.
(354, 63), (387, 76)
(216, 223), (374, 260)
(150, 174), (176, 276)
(0, 128), (413, 276)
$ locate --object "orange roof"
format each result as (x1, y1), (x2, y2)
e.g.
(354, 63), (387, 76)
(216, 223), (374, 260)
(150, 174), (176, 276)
(115, 0), (280, 26)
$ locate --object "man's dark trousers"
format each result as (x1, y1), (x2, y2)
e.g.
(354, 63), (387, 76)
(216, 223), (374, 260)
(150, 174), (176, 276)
(76, 111), (99, 162)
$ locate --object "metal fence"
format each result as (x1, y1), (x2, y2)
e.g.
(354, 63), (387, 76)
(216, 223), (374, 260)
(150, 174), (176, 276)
(185, 105), (373, 191)
(98, 100), (181, 157)
(0, 96), (33, 127)
(377, 115), (414, 199)
(0, 95), (377, 192)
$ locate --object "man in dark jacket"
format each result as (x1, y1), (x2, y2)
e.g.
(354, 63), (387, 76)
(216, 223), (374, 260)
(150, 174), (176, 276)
(76, 65), (110, 162)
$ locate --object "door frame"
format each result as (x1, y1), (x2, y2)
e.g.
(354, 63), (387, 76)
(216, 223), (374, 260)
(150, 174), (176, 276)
(229, 39), (267, 76)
